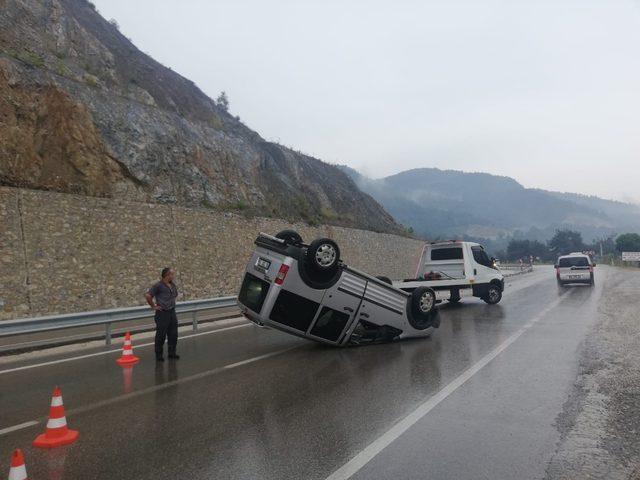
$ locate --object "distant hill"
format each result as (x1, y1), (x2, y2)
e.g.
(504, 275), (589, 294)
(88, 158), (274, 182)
(340, 166), (640, 242)
(0, 0), (400, 233)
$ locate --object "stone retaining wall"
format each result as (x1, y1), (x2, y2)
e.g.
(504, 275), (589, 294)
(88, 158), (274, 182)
(0, 187), (424, 320)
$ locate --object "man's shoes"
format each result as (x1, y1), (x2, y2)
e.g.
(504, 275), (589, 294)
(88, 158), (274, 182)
(168, 353), (180, 360)
(156, 355), (164, 362)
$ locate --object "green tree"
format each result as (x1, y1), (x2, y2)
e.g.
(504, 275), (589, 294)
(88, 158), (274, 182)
(615, 233), (640, 252)
(548, 229), (584, 256)
(507, 239), (550, 261)
(216, 91), (229, 111)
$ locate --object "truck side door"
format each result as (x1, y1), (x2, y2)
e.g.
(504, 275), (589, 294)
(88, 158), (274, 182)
(306, 270), (365, 344)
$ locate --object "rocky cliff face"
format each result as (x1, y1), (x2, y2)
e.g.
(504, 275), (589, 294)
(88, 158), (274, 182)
(0, 0), (400, 233)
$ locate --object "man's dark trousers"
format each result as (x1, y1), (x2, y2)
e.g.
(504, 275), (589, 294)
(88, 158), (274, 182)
(154, 308), (178, 357)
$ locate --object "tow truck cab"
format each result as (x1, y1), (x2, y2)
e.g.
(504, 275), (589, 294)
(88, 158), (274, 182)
(395, 241), (505, 304)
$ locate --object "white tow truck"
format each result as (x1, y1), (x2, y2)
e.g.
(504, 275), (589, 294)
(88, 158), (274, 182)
(393, 241), (505, 305)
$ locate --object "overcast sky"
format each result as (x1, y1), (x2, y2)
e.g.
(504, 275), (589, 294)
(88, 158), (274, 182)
(93, 0), (640, 203)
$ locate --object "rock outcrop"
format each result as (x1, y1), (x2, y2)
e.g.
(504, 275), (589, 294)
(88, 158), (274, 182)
(0, 0), (400, 233)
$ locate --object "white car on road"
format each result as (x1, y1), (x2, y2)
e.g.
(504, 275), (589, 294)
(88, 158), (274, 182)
(555, 252), (595, 287)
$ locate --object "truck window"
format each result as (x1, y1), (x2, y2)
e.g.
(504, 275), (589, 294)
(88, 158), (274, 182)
(558, 257), (589, 267)
(471, 246), (493, 268)
(431, 247), (463, 261)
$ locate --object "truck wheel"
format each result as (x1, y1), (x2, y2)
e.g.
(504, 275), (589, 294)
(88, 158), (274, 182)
(306, 238), (340, 271)
(376, 275), (392, 285)
(407, 287), (438, 330)
(483, 284), (502, 304)
(275, 229), (303, 246)
(298, 238), (342, 289)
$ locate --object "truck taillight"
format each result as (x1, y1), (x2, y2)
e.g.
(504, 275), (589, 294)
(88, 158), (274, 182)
(275, 264), (290, 285)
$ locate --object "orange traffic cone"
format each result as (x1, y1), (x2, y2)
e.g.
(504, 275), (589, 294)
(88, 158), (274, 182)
(116, 332), (140, 365)
(7, 449), (27, 480)
(33, 387), (79, 448)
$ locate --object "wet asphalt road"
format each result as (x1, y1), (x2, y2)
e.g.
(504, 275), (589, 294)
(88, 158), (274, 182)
(0, 266), (611, 479)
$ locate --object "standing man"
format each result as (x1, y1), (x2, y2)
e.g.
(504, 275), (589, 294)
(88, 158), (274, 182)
(145, 267), (180, 361)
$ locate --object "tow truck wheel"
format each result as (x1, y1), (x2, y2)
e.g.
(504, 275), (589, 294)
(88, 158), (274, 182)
(307, 238), (340, 271)
(275, 229), (303, 246)
(483, 284), (502, 304)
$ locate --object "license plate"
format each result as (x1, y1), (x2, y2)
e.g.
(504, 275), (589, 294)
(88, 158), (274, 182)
(569, 275), (581, 279)
(255, 257), (271, 273)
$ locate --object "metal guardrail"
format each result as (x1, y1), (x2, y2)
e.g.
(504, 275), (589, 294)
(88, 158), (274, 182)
(0, 296), (238, 346)
(499, 264), (534, 276)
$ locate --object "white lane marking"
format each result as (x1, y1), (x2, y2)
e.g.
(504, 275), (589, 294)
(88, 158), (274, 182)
(0, 322), (251, 375)
(0, 345), (299, 437)
(0, 420), (39, 436)
(325, 292), (568, 480)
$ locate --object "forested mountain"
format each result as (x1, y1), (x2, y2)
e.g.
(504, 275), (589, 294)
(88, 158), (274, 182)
(340, 166), (640, 243)
(0, 0), (400, 233)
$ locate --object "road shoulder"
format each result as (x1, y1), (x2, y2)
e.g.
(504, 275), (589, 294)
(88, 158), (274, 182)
(545, 267), (640, 479)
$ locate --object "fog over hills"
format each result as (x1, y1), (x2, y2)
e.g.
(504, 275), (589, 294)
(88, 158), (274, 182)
(340, 166), (640, 244)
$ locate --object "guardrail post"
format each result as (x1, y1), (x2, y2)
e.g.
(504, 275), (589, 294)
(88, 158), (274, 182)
(192, 311), (198, 332)
(105, 323), (112, 345)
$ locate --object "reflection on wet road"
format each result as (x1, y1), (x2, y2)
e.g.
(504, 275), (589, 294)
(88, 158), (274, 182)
(0, 266), (610, 479)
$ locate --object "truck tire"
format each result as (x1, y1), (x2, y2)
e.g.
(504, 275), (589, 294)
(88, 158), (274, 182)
(275, 229), (303, 246)
(306, 238), (340, 271)
(407, 287), (439, 330)
(298, 238), (342, 289)
(482, 284), (502, 304)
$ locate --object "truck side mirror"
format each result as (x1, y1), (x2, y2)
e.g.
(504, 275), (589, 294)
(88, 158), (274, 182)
(592, 263), (596, 267)
(554, 264), (558, 269)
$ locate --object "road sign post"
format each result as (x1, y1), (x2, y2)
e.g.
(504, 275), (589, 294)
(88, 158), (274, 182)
(621, 252), (640, 266)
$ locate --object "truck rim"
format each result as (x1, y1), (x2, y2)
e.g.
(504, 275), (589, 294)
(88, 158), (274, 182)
(419, 291), (434, 312)
(315, 244), (337, 267)
(489, 287), (500, 302)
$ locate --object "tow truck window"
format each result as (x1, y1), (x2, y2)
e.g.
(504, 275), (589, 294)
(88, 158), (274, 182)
(471, 246), (493, 268)
(431, 247), (463, 261)
(558, 257), (589, 268)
